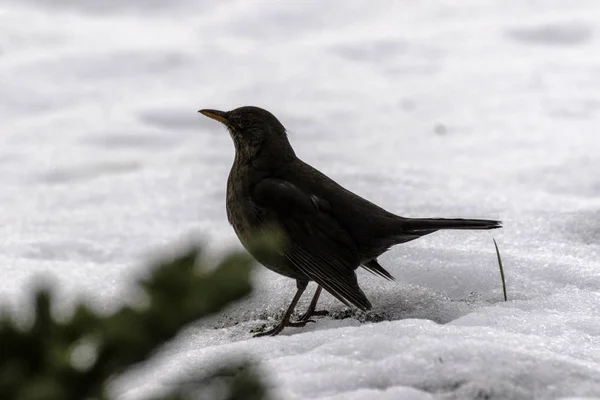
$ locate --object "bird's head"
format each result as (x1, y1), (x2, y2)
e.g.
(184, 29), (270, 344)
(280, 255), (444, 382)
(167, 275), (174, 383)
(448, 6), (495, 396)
(199, 106), (295, 163)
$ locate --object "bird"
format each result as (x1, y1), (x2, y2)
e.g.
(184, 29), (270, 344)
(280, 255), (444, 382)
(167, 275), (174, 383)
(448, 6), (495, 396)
(199, 106), (501, 337)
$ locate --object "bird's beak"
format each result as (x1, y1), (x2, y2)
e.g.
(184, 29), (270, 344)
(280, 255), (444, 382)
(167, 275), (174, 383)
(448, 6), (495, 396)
(198, 109), (228, 124)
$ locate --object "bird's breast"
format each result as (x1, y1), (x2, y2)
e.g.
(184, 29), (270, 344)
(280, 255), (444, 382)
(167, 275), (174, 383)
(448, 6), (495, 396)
(225, 162), (269, 236)
(225, 169), (304, 279)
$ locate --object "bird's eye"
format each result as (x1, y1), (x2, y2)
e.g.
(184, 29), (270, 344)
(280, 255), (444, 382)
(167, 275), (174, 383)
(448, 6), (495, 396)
(240, 115), (252, 127)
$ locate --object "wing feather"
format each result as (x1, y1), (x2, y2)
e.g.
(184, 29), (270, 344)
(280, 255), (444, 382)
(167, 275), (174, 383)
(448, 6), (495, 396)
(253, 178), (372, 310)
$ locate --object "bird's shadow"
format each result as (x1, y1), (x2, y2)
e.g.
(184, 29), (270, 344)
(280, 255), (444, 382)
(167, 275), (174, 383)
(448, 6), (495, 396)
(202, 280), (503, 341)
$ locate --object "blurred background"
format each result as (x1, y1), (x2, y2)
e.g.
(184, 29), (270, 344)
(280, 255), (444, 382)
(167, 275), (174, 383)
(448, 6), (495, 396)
(2, 1), (600, 398)
(1, 0), (599, 358)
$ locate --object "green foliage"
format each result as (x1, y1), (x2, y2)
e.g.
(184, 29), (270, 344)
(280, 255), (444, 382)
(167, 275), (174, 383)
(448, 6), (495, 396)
(0, 244), (269, 400)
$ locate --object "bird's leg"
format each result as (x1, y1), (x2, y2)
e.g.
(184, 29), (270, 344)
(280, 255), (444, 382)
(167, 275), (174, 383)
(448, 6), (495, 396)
(254, 281), (309, 337)
(296, 285), (328, 322)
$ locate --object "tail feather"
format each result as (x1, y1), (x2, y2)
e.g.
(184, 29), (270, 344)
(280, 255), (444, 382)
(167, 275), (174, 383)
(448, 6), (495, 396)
(402, 218), (502, 234)
(362, 259), (395, 281)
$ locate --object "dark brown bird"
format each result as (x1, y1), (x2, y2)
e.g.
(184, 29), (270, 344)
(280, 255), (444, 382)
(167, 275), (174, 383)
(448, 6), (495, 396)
(199, 106), (501, 336)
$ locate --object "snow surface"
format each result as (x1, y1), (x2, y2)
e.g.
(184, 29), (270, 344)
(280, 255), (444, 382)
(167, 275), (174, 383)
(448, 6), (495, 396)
(1, 1), (600, 399)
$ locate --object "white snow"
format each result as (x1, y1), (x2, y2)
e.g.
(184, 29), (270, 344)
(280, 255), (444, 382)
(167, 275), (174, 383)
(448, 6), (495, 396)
(1, 1), (600, 399)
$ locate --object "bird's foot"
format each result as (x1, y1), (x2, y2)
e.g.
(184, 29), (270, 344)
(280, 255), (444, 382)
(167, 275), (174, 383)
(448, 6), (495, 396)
(253, 323), (285, 337)
(253, 319), (314, 337)
(287, 320), (313, 327)
(297, 309), (329, 322)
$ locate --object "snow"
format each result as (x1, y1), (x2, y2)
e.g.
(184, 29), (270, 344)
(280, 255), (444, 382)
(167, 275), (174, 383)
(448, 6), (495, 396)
(1, 1), (600, 399)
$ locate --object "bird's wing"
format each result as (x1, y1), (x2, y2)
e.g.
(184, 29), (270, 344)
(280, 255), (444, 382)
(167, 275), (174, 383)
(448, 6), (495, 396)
(252, 178), (371, 311)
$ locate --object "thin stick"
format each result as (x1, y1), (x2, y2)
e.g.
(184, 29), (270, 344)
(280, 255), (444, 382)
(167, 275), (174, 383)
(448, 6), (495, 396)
(493, 238), (507, 301)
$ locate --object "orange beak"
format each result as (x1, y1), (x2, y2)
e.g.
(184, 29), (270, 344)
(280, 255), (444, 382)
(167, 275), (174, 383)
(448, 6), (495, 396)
(198, 109), (228, 124)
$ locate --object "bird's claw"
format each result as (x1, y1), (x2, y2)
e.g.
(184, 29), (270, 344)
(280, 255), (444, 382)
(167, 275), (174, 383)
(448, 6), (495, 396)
(298, 309), (328, 322)
(253, 324), (284, 337)
(289, 319), (315, 326)
(312, 310), (329, 317)
(253, 317), (317, 337)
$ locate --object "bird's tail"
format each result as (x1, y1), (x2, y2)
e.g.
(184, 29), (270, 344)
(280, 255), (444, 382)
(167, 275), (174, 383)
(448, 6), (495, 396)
(402, 218), (502, 235)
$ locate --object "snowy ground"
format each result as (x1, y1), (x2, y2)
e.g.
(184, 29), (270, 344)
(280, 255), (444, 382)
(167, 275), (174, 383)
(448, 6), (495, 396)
(1, 1), (600, 399)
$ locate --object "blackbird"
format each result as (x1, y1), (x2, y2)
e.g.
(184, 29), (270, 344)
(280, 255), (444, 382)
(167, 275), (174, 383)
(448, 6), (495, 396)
(199, 106), (501, 337)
